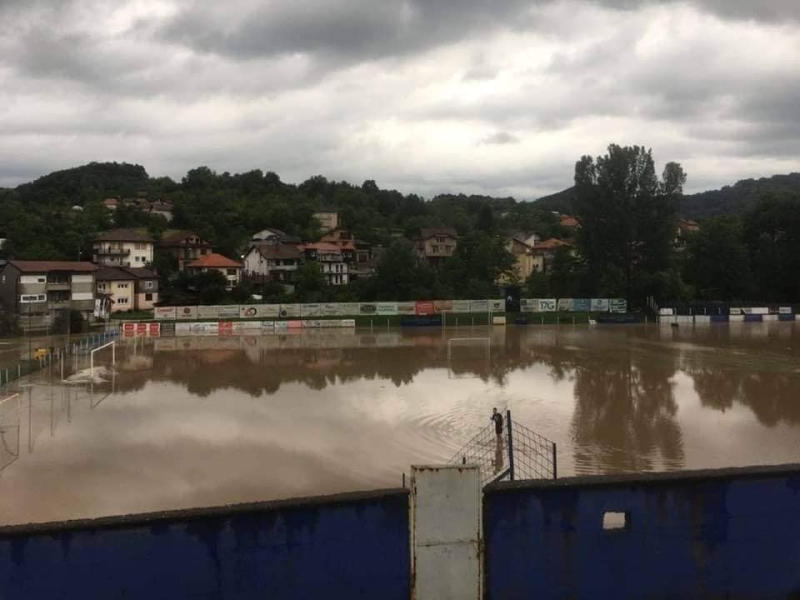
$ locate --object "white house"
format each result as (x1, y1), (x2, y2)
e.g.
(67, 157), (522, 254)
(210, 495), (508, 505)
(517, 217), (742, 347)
(93, 229), (155, 268)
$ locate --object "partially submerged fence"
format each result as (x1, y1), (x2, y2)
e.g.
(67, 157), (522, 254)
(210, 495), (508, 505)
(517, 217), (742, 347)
(0, 330), (119, 394)
(448, 410), (557, 486)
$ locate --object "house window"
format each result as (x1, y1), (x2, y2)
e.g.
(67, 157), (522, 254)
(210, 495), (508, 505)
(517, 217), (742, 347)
(432, 245), (440, 253)
(436, 236), (446, 243)
(145, 293), (153, 301)
(118, 283), (129, 289)
(118, 297), (129, 305)
(145, 281), (154, 289)
(226, 269), (237, 276)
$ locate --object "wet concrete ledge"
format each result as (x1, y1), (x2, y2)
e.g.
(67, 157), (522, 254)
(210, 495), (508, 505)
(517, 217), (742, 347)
(0, 487), (409, 538)
(485, 462), (800, 494)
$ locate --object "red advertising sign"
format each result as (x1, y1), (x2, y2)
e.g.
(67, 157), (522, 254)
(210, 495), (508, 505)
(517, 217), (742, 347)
(219, 321), (234, 336)
(416, 301), (435, 316)
(123, 322), (135, 333)
(148, 323), (160, 337)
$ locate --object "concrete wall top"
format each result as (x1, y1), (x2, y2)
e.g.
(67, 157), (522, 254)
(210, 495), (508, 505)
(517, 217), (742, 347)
(485, 462), (800, 495)
(0, 487), (408, 538)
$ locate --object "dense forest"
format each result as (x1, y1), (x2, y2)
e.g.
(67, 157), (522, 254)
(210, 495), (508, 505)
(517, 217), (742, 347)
(1, 147), (798, 307)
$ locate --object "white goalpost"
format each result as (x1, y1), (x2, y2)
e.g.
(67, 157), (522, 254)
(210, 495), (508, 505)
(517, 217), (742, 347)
(90, 341), (116, 375)
(447, 337), (491, 360)
(447, 337), (491, 380)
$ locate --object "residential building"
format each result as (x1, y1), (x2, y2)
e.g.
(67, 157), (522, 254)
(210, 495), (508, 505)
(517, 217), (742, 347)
(95, 268), (136, 313)
(501, 237), (535, 283)
(93, 229), (155, 268)
(313, 210), (339, 233)
(0, 236), (8, 250)
(560, 215), (580, 230)
(95, 267), (159, 312)
(303, 243), (349, 286)
(243, 243), (303, 285)
(415, 227), (458, 266)
(186, 253), (243, 289)
(102, 198), (119, 211)
(317, 228), (358, 263)
(250, 228), (302, 245)
(511, 231), (540, 247)
(0, 261), (97, 331)
(148, 201), (174, 222)
(126, 268), (159, 310)
(158, 230), (213, 272)
(530, 238), (574, 273)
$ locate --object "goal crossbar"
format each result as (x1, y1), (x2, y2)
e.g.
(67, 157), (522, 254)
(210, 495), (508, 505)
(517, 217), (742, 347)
(90, 341), (116, 374)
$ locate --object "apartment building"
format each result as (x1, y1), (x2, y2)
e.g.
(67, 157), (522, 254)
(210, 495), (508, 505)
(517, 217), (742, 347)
(303, 243), (349, 286)
(158, 230), (213, 272)
(93, 229), (154, 268)
(0, 261), (97, 330)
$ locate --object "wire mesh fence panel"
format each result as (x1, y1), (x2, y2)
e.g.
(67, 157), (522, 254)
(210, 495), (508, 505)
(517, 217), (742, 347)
(447, 423), (510, 486)
(509, 417), (557, 481)
(448, 410), (556, 485)
(0, 394), (20, 473)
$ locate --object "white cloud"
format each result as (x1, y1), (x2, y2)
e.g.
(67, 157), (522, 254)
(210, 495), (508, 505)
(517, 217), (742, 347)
(0, 0), (798, 195)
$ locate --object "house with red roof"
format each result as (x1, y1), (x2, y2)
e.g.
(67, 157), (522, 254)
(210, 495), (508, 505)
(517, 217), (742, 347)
(186, 253), (243, 289)
(530, 238), (575, 273)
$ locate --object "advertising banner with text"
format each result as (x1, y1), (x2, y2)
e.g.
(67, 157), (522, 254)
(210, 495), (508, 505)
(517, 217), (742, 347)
(197, 305), (219, 319)
(397, 302), (416, 315)
(279, 304), (300, 318)
(470, 300), (489, 313)
(155, 306), (177, 320)
(377, 302), (398, 315)
(557, 298), (574, 312)
(176, 306), (198, 320)
(300, 304), (322, 317)
(537, 299), (557, 312)
(591, 298), (610, 312)
(416, 301), (435, 315)
(609, 299), (628, 313)
(451, 300), (471, 313)
(573, 299), (591, 312)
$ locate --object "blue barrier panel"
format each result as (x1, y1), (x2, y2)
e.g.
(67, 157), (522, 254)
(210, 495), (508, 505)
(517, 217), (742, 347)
(779, 314), (795, 322)
(710, 315), (729, 323)
(400, 315), (442, 327)
(744, 314), (763, 323)
(484, 465), (800, 600)
(0, 489), (410, 600)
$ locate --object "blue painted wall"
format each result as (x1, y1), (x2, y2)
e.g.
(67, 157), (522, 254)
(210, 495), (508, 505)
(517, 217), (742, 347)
(484, 466), (800, 599)
(0, 489), (410, 600)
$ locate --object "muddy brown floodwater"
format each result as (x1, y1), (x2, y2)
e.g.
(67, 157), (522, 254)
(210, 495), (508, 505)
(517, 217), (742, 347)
(1, 323), (799, 525)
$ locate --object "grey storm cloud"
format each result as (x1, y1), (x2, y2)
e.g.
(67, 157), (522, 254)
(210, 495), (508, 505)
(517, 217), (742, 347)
(158, 0), (800, 65)
(0, 0), (798, 196)
(481, 132), (522, 145)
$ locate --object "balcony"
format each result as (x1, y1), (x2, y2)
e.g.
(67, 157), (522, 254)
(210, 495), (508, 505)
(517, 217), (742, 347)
(47, 280), (71, 290)
(95, 246), (130, 256)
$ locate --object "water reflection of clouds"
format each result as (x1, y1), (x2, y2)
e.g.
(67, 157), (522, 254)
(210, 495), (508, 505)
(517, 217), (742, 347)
(2, 324), (800, 526)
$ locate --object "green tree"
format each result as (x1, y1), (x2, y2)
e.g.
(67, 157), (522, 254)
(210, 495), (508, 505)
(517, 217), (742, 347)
(574, 144), (684, 305)
(188, 271), (228, 305)
(683, 216), (753, 300)
(372, 240), (432, 300)
(295, 262), (328, 302)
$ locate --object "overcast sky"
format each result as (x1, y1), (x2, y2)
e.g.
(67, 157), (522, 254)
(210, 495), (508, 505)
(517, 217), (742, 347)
(1, 0), (798, 198)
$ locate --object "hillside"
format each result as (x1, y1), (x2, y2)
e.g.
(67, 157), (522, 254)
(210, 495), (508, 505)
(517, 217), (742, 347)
(533, 173), (800, 220)
(679, 173), (800, 219)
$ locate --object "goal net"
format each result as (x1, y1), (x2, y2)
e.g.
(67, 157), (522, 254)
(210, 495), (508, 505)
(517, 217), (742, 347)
(0, 394), (20, 473)
(447, 337), (491, 379)
(90, 341), (116, 384)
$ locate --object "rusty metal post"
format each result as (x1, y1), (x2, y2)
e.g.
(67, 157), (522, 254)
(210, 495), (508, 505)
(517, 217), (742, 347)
(552, 442), (558, 480)
(506, 409), (514, 481)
